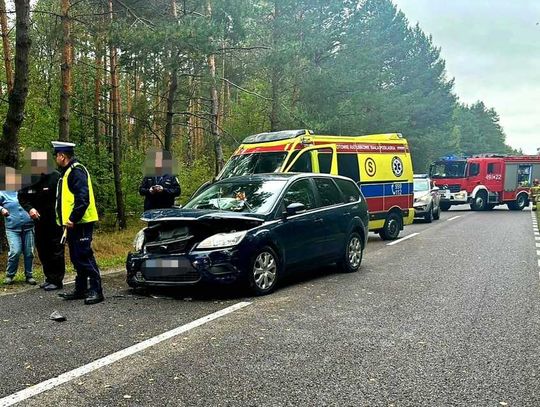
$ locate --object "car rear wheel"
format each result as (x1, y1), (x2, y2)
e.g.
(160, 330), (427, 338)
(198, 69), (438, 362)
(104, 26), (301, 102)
(433, 204), (441, 220)
(424, 204), (433, 223)
(248, 246), (280, 295)
(379, 212), (402, 240)
(338, 232), (363, 273)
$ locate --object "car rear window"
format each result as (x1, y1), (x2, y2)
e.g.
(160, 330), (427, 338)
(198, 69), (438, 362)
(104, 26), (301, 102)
(334, 178), (361, 203)
(314, 178), (342, 207)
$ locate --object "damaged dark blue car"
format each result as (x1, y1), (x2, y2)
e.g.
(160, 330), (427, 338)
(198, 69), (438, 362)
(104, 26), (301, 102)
(126, 173), (368, 295)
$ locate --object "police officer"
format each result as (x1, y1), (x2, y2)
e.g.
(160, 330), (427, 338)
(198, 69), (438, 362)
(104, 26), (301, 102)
(18, 151), (65, 290)
(53, 141), (104, 305)
(139, 149), (180, 211)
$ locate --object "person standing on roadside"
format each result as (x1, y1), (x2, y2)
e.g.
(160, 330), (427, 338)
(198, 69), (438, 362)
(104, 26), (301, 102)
(52, 142), (104, 305)
(0, 166), (36, 285)
(18, 150), (65, 291)
(139, 149), (181, 211)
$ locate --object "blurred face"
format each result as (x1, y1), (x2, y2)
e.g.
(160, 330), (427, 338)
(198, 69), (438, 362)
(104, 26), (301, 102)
(0, 166), (22, 191)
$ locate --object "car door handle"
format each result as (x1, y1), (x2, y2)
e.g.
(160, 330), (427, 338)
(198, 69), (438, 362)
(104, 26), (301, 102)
(314, 218), (324, 223)
(343, 212), (350, 216)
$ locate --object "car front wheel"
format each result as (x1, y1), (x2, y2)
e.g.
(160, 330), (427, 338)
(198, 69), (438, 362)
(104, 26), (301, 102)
(248, 246), (280, 295)
(338, 232), (363, 273)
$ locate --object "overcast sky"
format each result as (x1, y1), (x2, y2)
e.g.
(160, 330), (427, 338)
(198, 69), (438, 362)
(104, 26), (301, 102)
(393, 0), (540, 154)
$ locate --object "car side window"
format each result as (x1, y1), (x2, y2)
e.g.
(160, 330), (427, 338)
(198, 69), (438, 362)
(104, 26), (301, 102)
(334, 178), (361, 203)
(314, 178), (342, 207)
(282, 179), (316, 210)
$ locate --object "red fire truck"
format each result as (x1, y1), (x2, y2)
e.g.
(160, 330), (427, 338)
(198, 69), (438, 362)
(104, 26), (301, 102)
(428, 155), (540, 211)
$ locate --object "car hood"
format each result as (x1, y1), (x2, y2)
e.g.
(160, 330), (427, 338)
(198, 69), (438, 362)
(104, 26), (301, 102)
(414, 191), (430, 200)
(141, 208), (266, 224)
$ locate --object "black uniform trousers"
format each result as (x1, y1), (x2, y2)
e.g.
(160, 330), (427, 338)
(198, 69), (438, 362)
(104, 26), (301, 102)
(67, 222), (102, 294)
(36, 220), (65, 286)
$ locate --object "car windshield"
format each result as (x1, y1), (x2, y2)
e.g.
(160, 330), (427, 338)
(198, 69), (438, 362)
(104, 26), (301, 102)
(414, 179), (430, 192)
(184, 179), (287, 214)
(219, 152), (287, 180)
(429, 161), (466, 179)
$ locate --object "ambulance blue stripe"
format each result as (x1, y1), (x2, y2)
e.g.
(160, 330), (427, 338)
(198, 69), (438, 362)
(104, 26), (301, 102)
(360, 182), (413, 198)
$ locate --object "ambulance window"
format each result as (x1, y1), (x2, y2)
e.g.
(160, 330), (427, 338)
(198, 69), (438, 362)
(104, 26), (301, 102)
(314, 178), (342, 207)
(337, 154), (360, 182)
(288, 152), (312, 173)
(317, 151), (332, 174)
(334, 178), (361, 203)
(469, 163), (480, 177)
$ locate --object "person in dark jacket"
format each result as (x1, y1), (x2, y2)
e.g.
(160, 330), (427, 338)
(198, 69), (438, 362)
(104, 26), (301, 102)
(18, 150), (65, 291)
(139, 149), (181, 211)
(53, 141), (104, 305)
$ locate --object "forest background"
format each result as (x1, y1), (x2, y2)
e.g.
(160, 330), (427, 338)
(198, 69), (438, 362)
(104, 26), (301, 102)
(0, 0), (518, 229)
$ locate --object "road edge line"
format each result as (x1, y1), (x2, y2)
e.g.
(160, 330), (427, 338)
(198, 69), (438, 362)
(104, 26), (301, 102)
(387, 233), (419, 246)
(0, 301), (252, 407)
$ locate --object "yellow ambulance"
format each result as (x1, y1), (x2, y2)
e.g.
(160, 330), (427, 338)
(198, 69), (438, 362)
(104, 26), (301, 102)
(217, 129), (414, 240)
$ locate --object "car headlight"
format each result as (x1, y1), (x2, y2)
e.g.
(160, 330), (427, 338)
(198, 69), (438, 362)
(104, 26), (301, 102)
(133, 229), (145, 252)
(414, 194), (430, 204)
(454, 192), (466, 200)
(197, 231), (248, 249)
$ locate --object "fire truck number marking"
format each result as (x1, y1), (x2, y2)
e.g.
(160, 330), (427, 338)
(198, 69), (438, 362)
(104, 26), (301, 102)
(486, 174), (502, 181)
(365, 158), (376, 177)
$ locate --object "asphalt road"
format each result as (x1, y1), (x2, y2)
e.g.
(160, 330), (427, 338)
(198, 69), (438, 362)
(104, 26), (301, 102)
(1, 206), (539, 406)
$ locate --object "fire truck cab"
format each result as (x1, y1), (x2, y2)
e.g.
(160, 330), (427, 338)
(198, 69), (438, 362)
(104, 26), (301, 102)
(429, 155), (540, 211)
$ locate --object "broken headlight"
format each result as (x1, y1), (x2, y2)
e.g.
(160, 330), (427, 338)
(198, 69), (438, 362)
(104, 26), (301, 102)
(133, 229), (145, 252)
(197, 231), (247, 249)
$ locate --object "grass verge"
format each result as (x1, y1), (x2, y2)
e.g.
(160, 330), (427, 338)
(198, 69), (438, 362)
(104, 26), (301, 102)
(0, 217), (144, 293)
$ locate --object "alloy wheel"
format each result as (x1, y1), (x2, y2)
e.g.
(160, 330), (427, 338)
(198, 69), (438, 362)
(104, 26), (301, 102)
(348, 236), (363, 269)
(253, 251), (277, 290)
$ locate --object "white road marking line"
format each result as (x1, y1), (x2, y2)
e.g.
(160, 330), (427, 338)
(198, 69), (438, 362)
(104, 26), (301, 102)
(0, 301), (252, 407)
(447, 216), (461, 221)
(536, 236), (540, 241)
(537, 250), (540, 256)
(387, 233), (419, 246)
(536, 243), (540, 248)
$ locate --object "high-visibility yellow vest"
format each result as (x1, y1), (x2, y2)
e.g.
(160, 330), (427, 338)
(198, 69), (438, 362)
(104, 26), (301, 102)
(57, 162), (99, 225)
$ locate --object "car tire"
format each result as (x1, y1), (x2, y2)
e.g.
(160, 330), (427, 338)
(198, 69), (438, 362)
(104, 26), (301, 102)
(338, 232), (363, 273)
(379, 212), (402, 240)
(440, 202), (451, 211)
(424, 204), (433, 223)
(247, 246), (280, 296)
(433, 204), (441, 220)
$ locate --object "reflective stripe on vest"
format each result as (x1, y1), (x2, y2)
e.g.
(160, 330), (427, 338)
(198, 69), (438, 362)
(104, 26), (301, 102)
(57, 163), (99, 225)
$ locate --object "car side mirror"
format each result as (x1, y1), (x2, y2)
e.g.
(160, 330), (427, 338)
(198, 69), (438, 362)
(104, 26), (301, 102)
(284, 202), (306, 217)
(432, 186), (439, 192)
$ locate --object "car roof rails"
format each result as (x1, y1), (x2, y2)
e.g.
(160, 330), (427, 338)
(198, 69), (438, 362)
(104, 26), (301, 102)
(242, 129), (311, 144)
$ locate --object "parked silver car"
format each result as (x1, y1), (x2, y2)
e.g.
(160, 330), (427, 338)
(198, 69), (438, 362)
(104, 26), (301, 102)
(413, 174), (441, 222)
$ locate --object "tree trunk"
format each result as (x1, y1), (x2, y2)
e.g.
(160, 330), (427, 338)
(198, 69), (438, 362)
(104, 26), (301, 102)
(0, 0), (31, 168)
(0, 0), (13, 94)
(164, 69), (177, 151)
(93, 38), (102, 156)
(207, 0), (224, 175)
(109, 0), (126, 229)
(59, 0), (72, 141)
(269, 1), (281, 131)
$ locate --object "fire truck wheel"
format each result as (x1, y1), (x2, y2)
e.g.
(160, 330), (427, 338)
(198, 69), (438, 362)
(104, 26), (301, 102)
(508, 193), (528, 211)
(440, 202), (451, 211)
(471, 191), (487, 211)
(379, 212), (402, 240)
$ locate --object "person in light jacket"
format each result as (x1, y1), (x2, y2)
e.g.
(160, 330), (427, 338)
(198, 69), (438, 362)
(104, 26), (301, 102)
(0, 166), (36, 285)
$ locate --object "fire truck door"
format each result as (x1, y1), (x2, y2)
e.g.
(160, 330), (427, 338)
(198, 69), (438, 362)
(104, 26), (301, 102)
(485, 160), (503, 193)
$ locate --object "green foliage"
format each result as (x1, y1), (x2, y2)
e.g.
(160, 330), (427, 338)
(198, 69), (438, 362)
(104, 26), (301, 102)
(2, 0), (515, 224)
